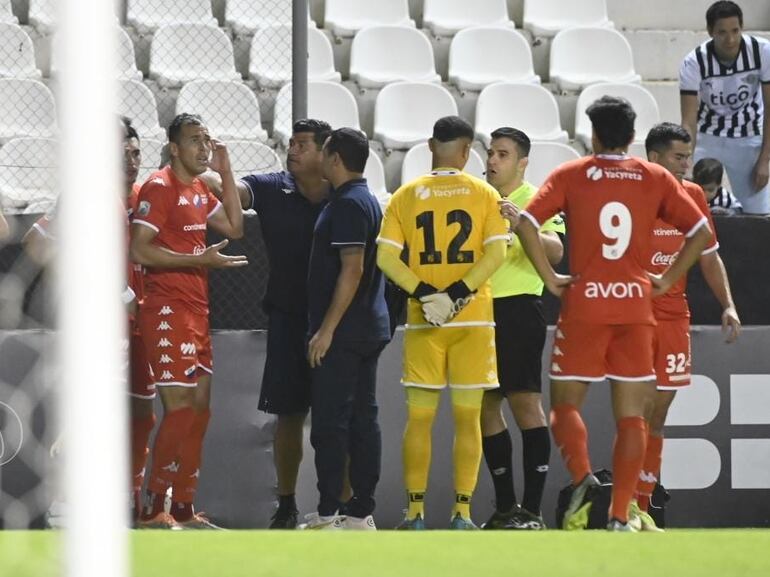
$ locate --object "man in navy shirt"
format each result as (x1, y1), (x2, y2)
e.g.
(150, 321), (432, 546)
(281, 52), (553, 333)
(208, 119), (332, 528)
(304, 128), (390, 530)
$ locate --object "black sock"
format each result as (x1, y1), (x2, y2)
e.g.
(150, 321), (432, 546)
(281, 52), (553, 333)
(278, 494), (297, 511)
(521, 426), (550, 515)
(482, 429), (516, 513)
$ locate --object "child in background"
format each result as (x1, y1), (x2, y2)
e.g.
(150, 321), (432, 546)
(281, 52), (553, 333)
(692, 158), (742, 215)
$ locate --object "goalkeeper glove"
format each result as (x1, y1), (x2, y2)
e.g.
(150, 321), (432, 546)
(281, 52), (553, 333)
(419, 280), (474, 326)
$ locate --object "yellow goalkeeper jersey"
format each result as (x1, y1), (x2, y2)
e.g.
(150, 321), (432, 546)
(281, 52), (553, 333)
(378, 168), (509, 327)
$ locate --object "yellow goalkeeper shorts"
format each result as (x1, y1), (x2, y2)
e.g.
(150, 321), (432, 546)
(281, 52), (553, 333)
(402, 325), (499, 389)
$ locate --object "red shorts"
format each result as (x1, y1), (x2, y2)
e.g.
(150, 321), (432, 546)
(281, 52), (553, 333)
(138, 301), (213, 388)
(549, 320), (655, 382)
(129, 329), (155, 399)
(653, 317), (691, 389)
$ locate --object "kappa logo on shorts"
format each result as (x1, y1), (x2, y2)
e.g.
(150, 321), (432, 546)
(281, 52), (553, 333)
(159, 354), (173, 364)
(157, 321), (172, 331)
(184, 365), (197, 377)
(553, 345), (563, 356)
(556, 328), (565, 339)
(180, 342), (196, 356)
(161, 461), (180, 473)
(158, 306), (174, 316)
(160, 370), (174, 380)
(551, 362), (562, 373)
(178, 196), (190, 206)
(157, 338), (172, 348)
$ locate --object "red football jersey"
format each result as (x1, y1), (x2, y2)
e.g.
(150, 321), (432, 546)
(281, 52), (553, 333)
(648, 180), (719, 320)
(126, 183), (145, 303)
(132, 166), (222, 314)
(523, 155), (707, 325)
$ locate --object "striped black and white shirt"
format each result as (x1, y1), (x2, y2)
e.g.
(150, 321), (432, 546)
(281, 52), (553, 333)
(680, 34), (770, 138)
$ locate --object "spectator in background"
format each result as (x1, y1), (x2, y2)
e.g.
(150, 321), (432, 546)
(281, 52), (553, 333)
(680, 1), (770, 215)
(692, 158), (743, 214)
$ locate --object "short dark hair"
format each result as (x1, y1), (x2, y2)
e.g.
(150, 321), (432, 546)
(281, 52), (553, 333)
(121, 116), (139, 142)
(490, 127), (531, 157)
(692, 158), (724, 186)
(168, 113), (204, 144)
(292, 118), (332, 149)
(432, 115), (474, 143)
(586, 96), (636, 149)
(645, 122), (691, 155)
(706, 1), (743, 30)
(325, 127), (369, 173)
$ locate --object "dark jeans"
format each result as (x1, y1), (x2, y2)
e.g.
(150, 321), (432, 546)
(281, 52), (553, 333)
(310, 339), (386, 518)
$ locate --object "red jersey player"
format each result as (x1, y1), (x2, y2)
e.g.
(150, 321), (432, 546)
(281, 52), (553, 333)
(130, 113), (246, 529)
(629, 122), (740, 531)
(517, 96), (713, 531)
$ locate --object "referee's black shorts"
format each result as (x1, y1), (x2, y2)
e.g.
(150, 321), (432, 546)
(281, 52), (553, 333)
(492, 294), (546, 395)
(258, 309), (312, 415)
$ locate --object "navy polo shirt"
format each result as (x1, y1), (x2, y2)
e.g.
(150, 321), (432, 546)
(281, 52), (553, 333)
(307, 178), (390, 342)
(241, 171), (325, 316)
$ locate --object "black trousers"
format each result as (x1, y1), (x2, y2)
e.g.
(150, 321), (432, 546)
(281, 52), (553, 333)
(310, 339), (386, 518)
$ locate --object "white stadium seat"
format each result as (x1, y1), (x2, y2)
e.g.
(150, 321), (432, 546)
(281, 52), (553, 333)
(575, 82), (660, 150)
(0, 24), (40, 79)
(309, 27), (341, 83)
(324, 0), (414, 38)
(150, 24), (240, 87)
(523, 0), (613, 37)
(176, 80), (268, 142)
(127, 0), (216, 34)
(0, 137), (57, 213)
(373, 81), (458, 150)
(28, 0), (54, 34)
(422, 0), (512, 36)
(225, 140), (283, 180)
(0, 79), (56, 143)
(227, 0), (288, 35)
(401, 142), (485, 185)
(0, 0), (18, 24)
(137, 137), (165, 185)
(117, 79), (166, 141)
(273, 81), (361, 146)
(448, 27), (539, 92)
(550, 27), (640, 91)
(350, 25), (440, 89)
(475, 83), (568, 147)
(364, 150), (388, 197)
(525, 142), (581, 188)
(627, 141), (647, 159)
(249, 24), (292, 88)
(51, 27), (142, 81)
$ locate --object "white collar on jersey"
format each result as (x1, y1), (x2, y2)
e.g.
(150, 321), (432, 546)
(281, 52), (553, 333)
(594, 153), (629, 160)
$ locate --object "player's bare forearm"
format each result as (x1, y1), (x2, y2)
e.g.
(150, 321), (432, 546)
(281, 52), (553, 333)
(130, 238), (203, 268)
(699, 251), (736, 311)
(541, 230), (564, 266)
(376, 242), (421, 294)
(518, 218), (557, 284)
(680, 94), (699, 146)
(209, 170), (244, 239)
(318, 247), (364, 335)
(659, 224), (712, 291)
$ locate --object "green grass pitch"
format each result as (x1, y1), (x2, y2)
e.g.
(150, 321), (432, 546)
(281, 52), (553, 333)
(2, 530), (770, 577)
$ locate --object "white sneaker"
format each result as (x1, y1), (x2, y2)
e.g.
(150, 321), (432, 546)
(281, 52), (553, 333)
(298, 512), (345, 530)
(343, 515), (376, 530)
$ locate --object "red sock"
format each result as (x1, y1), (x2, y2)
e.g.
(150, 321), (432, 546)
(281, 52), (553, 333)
(550, 404), (592, 485)
(145, 407), (195, 499)
(131, 414), (156, 492)
(610, 417), (648, 523)
(171, 409), (211, 517)
(636, 433), (663, 512)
